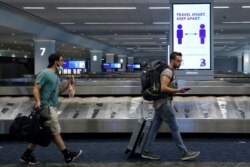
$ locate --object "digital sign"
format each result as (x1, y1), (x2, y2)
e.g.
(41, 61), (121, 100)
(103, 63), (122, 69)
(127, 64), (141, 69)
(63, 61), (85, 69)
(172, 3), (211, 70)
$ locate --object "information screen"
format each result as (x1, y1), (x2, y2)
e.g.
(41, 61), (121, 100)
(64, 61), (85, 69)
(172, 3), (211, 70)
(127, 64), (141, 69)
(103, 63), (122, 69)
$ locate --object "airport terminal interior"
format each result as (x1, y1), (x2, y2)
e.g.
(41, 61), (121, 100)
(1, 0), (250, 166)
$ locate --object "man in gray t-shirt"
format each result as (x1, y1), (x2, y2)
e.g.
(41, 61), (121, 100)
(142, 52), (200, 161)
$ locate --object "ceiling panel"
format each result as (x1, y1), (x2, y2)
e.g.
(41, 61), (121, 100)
(0, 0), (250, 56)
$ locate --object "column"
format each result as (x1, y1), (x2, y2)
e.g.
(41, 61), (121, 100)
(90, 50), (103, 73)
(127, 57), (134, 71)
(237, 56), (243, 72)
(117, 55), (127, 72)
(243, 51), (250, 73)
(106, 53), (114, 72)
(34, 40), (55, 74)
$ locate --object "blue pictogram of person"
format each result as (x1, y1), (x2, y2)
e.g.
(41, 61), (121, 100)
(200, 59), (206, 67)
(199, 24), (206, 44)
(177, 24), (183, 44)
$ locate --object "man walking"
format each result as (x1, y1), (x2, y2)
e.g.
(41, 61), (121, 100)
(141, 52), (200, 161)
(20, 53), (82, 165)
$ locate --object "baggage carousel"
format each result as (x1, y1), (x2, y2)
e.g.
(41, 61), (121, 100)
(1, 73), (250, 134)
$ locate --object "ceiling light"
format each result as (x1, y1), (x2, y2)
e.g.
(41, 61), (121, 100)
(57, 7), (136, 10)
(24, 55), (28, 58)
(162, 42), (167, 44)
(159, 38), (167, 40)
(242, 6), (250, 8)
(149, 7), (170, 9)
(123, 42), (157, 44)
(153, 22), (170, 24)
(213, 6), (229, 9)
(84, 22), (143, 25)
(23, 7), (45, 9)
(145, 50), (166, 52)
(126, 48), (134, 50)
(59, 22), (75, 25)
(12, 54), (15, 57)
(223, 21), (250, 24)
(115, 37), (153, 40)
(214, 41), (236, 44)
(214, 36), (245, 39)
(138, 47), (165, 50)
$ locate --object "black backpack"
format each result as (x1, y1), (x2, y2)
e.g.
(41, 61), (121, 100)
(141, 60), (173, 101)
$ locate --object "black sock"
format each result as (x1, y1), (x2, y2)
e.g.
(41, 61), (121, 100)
(62, 148), (69, 157)
(24, 148), (33, 155)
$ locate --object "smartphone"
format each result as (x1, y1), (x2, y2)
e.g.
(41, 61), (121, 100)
(184, 88), (191, 91)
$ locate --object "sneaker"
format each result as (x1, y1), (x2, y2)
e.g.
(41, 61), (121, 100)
(181, 151), (200, 161)
(141, 151), (160, 160)
(64, 150), (82, 163)
(20, 153), (39, 165)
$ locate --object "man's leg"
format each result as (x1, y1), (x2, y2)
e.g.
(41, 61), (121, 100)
(158, 103), (188, 152)
(141, 110), (162, 159)
(48, 107), (82, 163)
(20, 143), (39, 165)
(159, 102), (200, 160)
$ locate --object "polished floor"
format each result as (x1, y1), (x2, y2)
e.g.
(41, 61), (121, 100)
(1, 134), (250, 166)
(1, 162), (250, 167)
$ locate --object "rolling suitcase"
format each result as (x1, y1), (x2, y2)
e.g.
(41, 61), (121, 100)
(135, 119), (152, 154)
(125, 118), (152, 155)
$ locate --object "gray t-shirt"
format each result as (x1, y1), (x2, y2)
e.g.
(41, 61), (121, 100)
(153, 68), (178, 109)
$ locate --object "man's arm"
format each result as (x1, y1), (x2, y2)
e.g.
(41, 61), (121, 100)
(33, 83), (42, 108)
(59, 77), (75, 95)
(161, 75), (187, 94)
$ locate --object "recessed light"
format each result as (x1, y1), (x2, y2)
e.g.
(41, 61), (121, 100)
(213, 6), (230, 9)
(115, 37), (153, 40)
(242, 6), (250, 8)
(23, 7), (45, 9)
(84, 22), (143, 25)
(149, 7), (170, 9)
(223, 21), (250, 24)
(59, 22), (75, 25)
(57, 7), (136, 10)
(153, 22), (170, 24)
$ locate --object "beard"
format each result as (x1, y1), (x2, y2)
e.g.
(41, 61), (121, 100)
(174, 64), (181, 69)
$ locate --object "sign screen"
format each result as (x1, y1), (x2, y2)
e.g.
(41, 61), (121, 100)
(127, 64), (141, 69)
(64, 61), (85, 69)
(103, 63), (122, 69)
(172, 3), (211, 70)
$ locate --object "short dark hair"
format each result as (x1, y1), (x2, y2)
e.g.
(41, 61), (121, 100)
(47, 53), (61, 68)
(170, 52), (182, 61)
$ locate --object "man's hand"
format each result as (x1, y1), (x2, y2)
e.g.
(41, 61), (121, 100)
(69, 75), (75, 97)
(178, 88), (189, 93)
(34, 101), (41, 109)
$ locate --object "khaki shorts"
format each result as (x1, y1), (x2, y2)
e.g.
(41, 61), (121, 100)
(44, 106), (61, 134)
